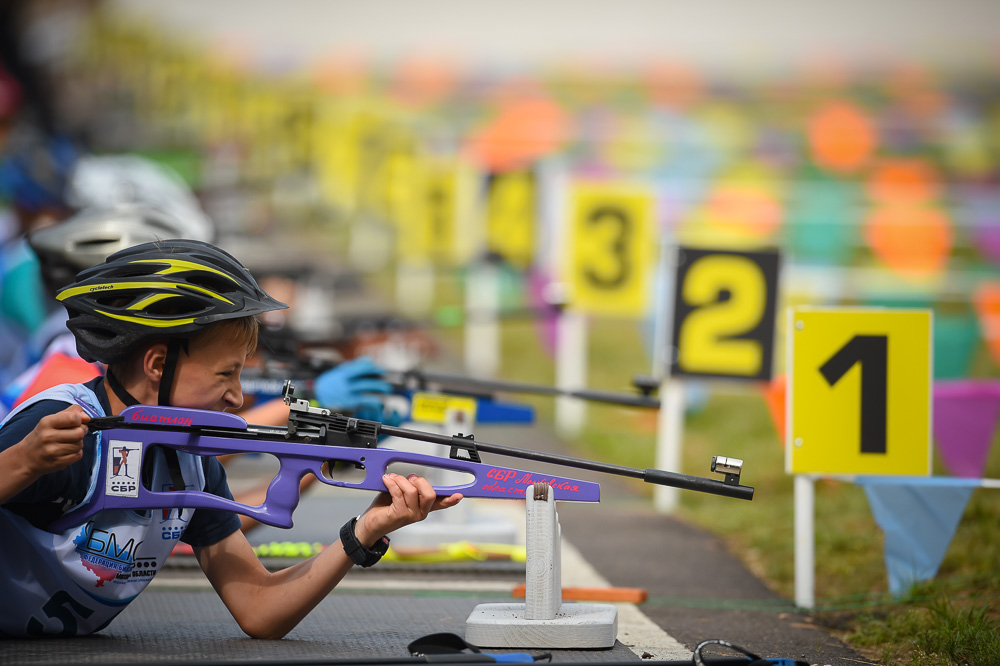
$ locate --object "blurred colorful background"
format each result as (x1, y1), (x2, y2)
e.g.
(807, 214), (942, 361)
(9, 0), (994, 383)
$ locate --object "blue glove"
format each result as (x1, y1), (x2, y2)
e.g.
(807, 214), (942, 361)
(355, 395), (408, 427)
(313, 357), (392, 415)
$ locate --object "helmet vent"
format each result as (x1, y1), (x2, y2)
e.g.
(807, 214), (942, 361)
(94, 293), (136, 308)
(75, 237), (121, 249)
(116, 266), (157, 279)
(144, 295), (204, 316)
(77, 324), (117, 342)
(184, 273), (237, 294)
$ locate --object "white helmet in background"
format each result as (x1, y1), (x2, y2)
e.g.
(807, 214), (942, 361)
(65, 154), (214, 242)
(28, 203), (215, 296)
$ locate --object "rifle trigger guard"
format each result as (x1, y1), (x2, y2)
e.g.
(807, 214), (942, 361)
(449, 433), (480, 462)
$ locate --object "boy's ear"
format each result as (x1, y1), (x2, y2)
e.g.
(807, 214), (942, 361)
(143, 343), (169, 382)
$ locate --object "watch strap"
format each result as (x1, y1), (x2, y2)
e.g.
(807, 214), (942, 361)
(340, 516), (390, 568)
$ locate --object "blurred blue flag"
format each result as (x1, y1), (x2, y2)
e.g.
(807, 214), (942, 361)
(859, 478), (975, 595)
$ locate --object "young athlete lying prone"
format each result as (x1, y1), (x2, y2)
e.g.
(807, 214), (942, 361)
(0, 239), (462, 639)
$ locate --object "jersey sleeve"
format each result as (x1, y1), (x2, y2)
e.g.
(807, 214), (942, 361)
(0, 400), (98, 527)
(179, 455), (242, 547)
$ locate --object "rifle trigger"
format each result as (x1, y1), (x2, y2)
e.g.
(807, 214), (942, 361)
(449, 433), (480, 463)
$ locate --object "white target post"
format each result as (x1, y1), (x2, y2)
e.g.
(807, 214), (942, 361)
(466, 483), (618, 648)
(653, 379), (685, 513)
(464, 260), (501, 379)
(554, 309), (588, 438)
(651, 240), (682, 513)
(395, 260), (436, 319)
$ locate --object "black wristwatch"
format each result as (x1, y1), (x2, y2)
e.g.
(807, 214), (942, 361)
(340, 516), (390, 568)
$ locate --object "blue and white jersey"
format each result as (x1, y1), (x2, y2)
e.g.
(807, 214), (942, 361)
(0, 383), (210, 637)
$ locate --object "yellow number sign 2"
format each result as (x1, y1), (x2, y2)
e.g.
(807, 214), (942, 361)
(670, 247), (780, 380)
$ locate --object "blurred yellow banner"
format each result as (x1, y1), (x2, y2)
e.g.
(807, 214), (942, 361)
(565, 182), (654, 317)
(484, 170), (536, 269)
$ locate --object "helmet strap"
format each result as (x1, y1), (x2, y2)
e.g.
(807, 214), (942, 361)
(156, 339), (191, 501)
(158, 339), (186, 407)
(112, 338), (187, 505)
(105, 369), (140, 407)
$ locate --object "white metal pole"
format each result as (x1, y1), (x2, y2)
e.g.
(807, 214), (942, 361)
(555, 310), (587, 438)
(464, 262), (500, 378)
(794, 474), (816, 609)
(396, 260), (435, 318)
(652, 240), (684, 513)
(653, 378), (685, 513)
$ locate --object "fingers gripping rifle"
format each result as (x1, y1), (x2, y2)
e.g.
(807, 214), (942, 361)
(49, 383), (753, 533)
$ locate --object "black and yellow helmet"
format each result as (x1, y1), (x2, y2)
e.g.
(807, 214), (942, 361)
(56, 239), (287, 364)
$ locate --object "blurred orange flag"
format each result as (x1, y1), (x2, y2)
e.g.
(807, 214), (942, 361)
(694, 163), (784, 240)
(761, 374), (786, 444)
(389, 57), (458, 108)
(974, 283), (1000, 366)
(312, 51), (368, 96)
(465, 95), (570, 171)
(867, 158), (941, 204)
(807, 101), (877, 173)
(864, 204), (953, 277)
(643, 61), (703, 110)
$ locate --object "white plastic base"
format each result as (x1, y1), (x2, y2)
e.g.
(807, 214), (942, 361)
(465, 602), (618, 648)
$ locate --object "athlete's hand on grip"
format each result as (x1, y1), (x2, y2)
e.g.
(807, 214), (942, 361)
(22, 405), (90, 477)
(355, 473), (462, 547)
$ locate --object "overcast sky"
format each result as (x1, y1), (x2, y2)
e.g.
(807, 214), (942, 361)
(109, 0), (1000, 75)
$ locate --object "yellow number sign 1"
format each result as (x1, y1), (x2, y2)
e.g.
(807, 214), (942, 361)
(670, 247), (780, 380)
(786, 307), (932, 476)
(565, 183), (654, 317)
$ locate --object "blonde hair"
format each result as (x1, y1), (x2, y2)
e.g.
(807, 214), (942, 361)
(194, 316), (260, 358)
(107, 316), (260, 384)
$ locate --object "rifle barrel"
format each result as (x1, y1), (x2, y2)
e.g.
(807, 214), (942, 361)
(378, 424), (753, 501)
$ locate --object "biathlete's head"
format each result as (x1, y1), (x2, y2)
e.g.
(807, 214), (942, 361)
(56, 239), (287, 411)
(28, 203), (215, 299)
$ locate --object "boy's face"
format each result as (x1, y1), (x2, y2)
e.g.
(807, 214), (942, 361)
(168, 328), (249, 412)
